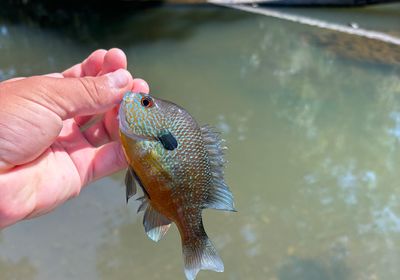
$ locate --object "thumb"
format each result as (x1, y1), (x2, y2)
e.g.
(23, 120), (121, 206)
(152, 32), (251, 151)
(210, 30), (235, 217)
(20, 69), (133, 120)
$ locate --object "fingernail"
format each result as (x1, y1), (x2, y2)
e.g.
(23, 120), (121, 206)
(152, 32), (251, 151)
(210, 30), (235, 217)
(108, 69), (131, 89)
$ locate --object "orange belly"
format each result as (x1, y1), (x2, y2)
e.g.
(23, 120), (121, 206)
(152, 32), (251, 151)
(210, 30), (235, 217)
(120, 133), (180, 222)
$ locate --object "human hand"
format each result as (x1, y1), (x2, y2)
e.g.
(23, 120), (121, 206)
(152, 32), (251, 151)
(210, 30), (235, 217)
(0, 48), (149, 228)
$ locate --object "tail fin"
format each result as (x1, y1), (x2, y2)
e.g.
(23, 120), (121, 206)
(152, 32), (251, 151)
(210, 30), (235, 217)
(182, 236), (224, 280)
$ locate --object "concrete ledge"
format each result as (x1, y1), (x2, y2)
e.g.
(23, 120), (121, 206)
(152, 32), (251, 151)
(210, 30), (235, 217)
(209, 0), (399, 6)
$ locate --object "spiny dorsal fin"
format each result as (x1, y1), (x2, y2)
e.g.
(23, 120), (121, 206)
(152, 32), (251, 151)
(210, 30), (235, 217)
(143, 204), (172, 242)
(125, 167), (137, 203)
(201, 125), (236, 212)
(201, 125), (226, 171)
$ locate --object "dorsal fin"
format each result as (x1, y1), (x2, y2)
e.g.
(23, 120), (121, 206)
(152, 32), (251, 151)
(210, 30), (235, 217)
(201, 125), (236, 212)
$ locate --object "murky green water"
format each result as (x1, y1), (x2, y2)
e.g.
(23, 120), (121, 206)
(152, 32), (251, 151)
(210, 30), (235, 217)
(1, 4), (400, 280)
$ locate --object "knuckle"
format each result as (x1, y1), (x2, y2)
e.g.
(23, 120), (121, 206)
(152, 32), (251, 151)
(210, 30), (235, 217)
(78, 78), (106, 106)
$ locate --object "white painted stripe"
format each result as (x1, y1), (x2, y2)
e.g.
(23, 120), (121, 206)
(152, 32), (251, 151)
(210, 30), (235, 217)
(208, 1), (400, 46)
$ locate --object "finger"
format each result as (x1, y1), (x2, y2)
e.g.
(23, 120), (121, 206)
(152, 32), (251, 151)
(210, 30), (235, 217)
(62, 63), (83, 78)
(71, 76), (149, 135)
(81, 114), (112, 146)
(132, 78), (150, 93)
(44, 73), (64, 78)
(9, 69), (134, 121)
(81, 49), (107, 76)
(58, 119), (92, 151)
(72, 48), (122, 125)
(80, 105), (118, 146)
(102, 78), (150, 141)
(62, 49), (107, 78)
(57, 119), (119, 185)
(81, 78), (150, 145)
(98, 48), (127, 76)
(62, 50), (107, 126)
(77, 114), (105, 132)
(88, 141), (128, 183)
(59, 48), (124, 126)
(67, 139), (127, 185)
(74, 115), (94, 127)
(104, 106), (120, 141)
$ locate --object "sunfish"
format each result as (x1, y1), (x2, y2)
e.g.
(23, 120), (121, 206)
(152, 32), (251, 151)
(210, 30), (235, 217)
(119, 92), (235, 280)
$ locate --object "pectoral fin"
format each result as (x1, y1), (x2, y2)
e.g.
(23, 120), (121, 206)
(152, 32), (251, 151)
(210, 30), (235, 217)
(125, 166), (151, 203)
(158, 130), (178, 151)
(136, 196), (148, 213)
(125, 167), (137, 203)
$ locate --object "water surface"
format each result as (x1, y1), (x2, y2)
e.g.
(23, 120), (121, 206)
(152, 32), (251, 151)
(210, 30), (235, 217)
(1, 4), (400, 280)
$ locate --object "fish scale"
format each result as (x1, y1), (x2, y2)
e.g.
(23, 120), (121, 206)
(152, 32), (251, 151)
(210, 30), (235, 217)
(119, 92), (236, 280)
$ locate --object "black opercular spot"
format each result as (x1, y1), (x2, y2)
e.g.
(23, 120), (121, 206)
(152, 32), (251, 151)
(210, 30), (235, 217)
(158, 131), (178, 151)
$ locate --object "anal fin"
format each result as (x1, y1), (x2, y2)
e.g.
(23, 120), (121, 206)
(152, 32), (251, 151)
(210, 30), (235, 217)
(143, 204), (172, 242)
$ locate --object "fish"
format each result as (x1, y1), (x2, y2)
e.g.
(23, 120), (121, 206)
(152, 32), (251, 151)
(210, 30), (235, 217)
(118, 91), (236, 280)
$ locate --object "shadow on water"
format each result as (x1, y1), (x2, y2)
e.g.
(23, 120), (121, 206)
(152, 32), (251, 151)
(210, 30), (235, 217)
(0, 4), (250, 78)
(0, 1), (250, 48)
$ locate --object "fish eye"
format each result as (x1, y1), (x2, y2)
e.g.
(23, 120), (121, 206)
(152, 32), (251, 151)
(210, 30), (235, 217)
(141, 96), (154, 108)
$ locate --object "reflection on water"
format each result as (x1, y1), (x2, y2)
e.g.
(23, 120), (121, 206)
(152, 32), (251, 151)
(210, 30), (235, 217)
(1, 4), (400, 280)
(0, 3), (250, 47)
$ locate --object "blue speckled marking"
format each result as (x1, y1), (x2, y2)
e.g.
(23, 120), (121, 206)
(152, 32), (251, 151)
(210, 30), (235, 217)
(123, 91), (133, 101)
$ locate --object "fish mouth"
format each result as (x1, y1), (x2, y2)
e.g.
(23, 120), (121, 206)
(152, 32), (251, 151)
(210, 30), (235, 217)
(118, 106), (154, 142)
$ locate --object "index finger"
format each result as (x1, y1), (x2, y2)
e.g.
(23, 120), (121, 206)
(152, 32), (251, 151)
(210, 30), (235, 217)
(62, 49), (107, 78)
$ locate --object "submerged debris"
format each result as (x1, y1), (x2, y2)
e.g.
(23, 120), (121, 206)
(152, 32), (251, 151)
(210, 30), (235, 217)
(305, 30), (400, 67)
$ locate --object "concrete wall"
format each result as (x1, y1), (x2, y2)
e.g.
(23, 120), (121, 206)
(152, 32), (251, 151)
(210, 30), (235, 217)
(209, 0), (399, 6)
